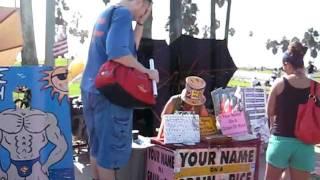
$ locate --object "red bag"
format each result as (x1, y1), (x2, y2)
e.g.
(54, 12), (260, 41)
(95, 60), (156, 108)
(295, 80), (320, 144)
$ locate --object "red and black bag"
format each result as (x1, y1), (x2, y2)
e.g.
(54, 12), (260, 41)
(95, 60), (156, 108)
(295, 80), (320, 144)
(94, 7), (156, 108)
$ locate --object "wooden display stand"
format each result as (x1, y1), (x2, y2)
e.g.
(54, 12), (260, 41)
(146, 138), (261, 180)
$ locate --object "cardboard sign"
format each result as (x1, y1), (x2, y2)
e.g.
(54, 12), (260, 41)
(199, 116), (217, 139)
(175, 147), (256, 179)
(163, 114), (200, 144)
(218, 111), (248, 136)
(146, 142), (260, 180)
(146, 146), (175, 179)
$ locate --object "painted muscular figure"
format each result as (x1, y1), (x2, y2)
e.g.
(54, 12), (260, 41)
(0, 107), (67, 180)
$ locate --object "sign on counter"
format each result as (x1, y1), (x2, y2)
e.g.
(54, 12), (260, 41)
(163, 114), (200, 144)
(146, 140), (260, 180)
(199, 116), (217, 139)
(218, 111), (248, 136)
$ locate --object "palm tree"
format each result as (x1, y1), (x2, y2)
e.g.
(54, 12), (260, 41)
(211, 0), (232, 44)
(20, 0), (38, 65)
(45, 0), (55, 66)
(143, 12), (152, 38)
(210, 0), (216, 39)
(224, 0), (232, 44)
(169, 0), (182, 43)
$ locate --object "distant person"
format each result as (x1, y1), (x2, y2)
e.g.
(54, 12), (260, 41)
(252, 77), (261, 87)
(264, 80), (271, 87)
(271, 68), (281, 80)
(265, 42), (315, 180)
(307, 61), (317, 74)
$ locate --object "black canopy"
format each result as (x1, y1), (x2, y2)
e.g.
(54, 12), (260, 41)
(136, 35), (237, 136)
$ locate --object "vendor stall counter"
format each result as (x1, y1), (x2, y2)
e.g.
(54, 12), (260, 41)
(146, 138), (261, 180)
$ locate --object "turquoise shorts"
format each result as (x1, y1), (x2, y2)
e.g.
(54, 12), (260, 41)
(266, 135), (315, 172)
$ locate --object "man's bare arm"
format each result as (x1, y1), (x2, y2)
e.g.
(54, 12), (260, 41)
(43, 113), (68, 171)
(0, 130), (2, 144)
(0, 131), (8, 180)
(134, 3), (152, 48)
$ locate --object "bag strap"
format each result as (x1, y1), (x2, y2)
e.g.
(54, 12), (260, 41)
(309, 80), (319, 103)
(310, 80), (317, 96)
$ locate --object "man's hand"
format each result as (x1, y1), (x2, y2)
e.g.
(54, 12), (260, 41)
(137, 3), (152, 25)
(147, 69), (159, 83)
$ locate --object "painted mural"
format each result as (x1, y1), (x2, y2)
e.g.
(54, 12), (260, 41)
(0, 66), (74, 180)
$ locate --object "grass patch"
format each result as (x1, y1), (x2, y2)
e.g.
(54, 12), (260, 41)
(55, 57), (69, 66)
(227, 78), (251, 87)
(69, 82), (81, 96)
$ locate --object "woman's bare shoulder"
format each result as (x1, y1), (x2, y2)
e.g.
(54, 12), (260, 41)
(271, 77), (285, 95)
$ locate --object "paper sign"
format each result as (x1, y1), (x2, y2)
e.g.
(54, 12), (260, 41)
(199, 116), (217, 138)
(163, 114), (200, 144)
(211, 87), (244, 116)
(218, 111), (248, 136)
(243, 88), (269, 143)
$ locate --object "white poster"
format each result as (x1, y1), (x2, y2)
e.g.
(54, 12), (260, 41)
(163, 114), (200, 144)
(243, 88), (270, 143)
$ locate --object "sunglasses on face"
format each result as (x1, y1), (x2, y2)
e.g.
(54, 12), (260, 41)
(52, 72), (68, 80)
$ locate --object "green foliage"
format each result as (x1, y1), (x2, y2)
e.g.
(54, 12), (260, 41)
(202, 25), (210, 38)
(55, 0), (88, 44)
(229, 27), (235, 36)
(266, 28), (320, 59)
(182, 0), (199, 36)
(216, 0), (227, 8)
(69, 12), (89, 44)
(166, 0), (232, 39)
(102, 0), (110, 5)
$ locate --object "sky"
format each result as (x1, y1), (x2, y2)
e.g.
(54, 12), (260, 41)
(1, 0), (320, 68)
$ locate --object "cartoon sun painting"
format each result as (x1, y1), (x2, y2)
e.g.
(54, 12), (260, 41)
(40, 66), (69, 104)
